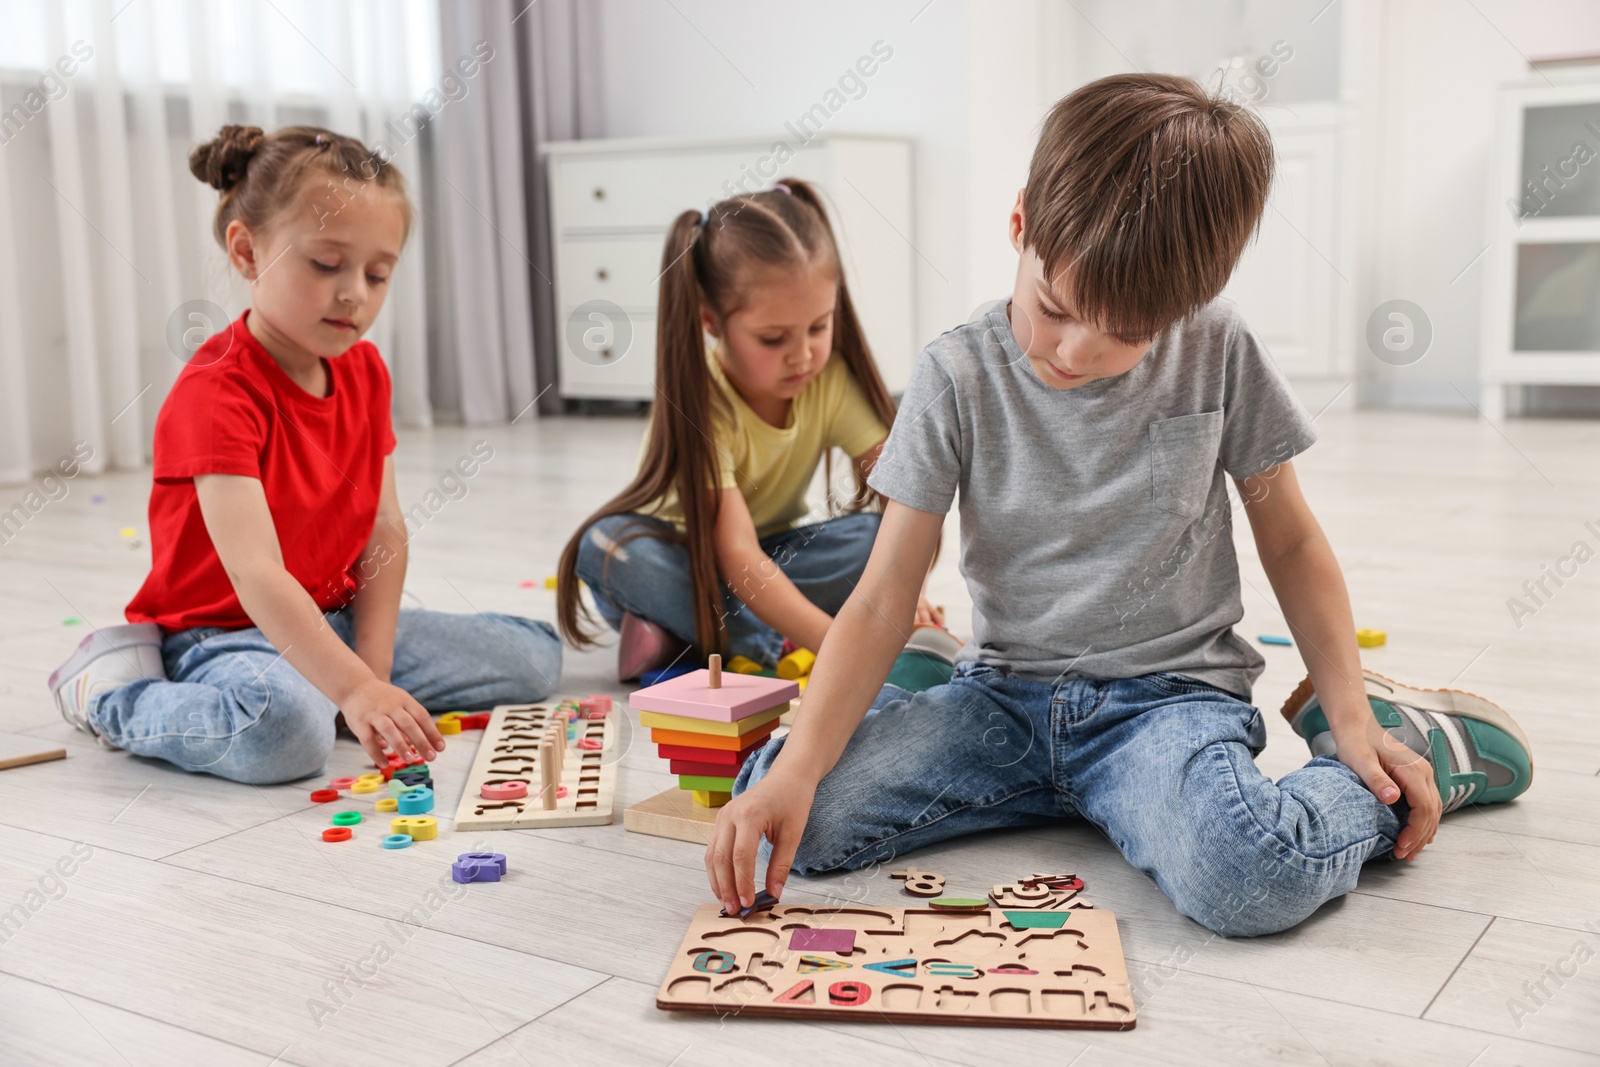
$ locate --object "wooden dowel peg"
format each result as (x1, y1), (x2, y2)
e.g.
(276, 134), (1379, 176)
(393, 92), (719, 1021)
(708, 653), (722, 689)
(539, 738), (557, 809)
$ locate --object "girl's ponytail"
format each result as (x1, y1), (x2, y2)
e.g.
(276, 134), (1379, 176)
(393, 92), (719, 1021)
(778, 179), (899, 512)
(556, 212), (731, 655)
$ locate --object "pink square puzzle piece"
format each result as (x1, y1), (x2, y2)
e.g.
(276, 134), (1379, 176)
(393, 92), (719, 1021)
(789, 928), (856, 955)
(629, 669), (798, 722)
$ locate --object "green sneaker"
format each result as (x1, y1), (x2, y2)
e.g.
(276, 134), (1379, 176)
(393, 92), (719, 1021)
(886, 624), (964, 693)
(1280, 670), (1533, 812)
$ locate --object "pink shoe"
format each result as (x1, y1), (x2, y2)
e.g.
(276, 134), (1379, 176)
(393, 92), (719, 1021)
(617, 612), (689, 681)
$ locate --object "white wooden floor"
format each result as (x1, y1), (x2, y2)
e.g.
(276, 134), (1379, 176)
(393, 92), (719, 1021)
(1, 410), (1597, 1066)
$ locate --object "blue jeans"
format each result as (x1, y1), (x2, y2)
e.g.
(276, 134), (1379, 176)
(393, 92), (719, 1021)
(92, 609), (562, 785)
(735, 662), (1404, 937)
(574, 511), (881, 668)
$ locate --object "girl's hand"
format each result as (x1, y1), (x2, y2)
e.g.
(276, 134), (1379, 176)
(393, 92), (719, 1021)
(913, 595), (945, 629)
(1329, 718), (1441, 861)
(705, 769), (816, 915)
(341, 679), (446, 767)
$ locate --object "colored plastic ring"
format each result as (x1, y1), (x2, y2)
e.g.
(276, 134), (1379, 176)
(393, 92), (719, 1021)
(322, 827), (352, 842)
(310, 789), (339, 803)
(438, 718), (462, 735)
(356, 772), (383, 782)
(351, 780), (380, 794)
(375, 797), (399, 812)
(381, 834), (412, 849)
(481, 781), (528, 801)
(329, 777), (357, 789)
(331, 811), (362, 826)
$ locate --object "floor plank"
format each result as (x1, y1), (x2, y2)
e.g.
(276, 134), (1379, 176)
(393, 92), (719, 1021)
(0, 972), (274, 1067)
(1425, 917), (1600, 1056)
(0, 823), (607, 1067)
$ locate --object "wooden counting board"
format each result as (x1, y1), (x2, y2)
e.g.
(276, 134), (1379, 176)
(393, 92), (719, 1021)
(452, 703), (618, 829)
(657, 903), (1136, 1029)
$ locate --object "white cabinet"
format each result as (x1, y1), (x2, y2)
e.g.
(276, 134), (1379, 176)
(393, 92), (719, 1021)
(543, 135), (916, 401)
(1481, 80), (1600, 419)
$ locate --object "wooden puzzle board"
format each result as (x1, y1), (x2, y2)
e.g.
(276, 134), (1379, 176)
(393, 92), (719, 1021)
(452, 703), (618, 829)
(657, 903), (1136, 1029)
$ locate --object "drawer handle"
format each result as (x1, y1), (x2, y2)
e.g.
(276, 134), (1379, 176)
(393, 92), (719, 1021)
(592, 187), (605, 201)
(596, 268), (608, 281)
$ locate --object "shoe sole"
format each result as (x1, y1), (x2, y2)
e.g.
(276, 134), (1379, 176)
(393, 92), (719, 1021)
(903, 624), (964, 663)
(1280, 669), (1535, 782)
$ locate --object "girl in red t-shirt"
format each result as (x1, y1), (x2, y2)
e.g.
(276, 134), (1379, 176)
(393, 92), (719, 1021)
(48, 125), (561, 783)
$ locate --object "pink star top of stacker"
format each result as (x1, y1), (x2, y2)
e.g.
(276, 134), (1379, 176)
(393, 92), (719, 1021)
(629, 656), (798, 722)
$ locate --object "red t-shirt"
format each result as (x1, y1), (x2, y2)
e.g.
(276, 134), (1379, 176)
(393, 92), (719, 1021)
(126, 312), (397, 631)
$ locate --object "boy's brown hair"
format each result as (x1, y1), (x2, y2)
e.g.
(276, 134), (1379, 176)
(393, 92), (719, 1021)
(1022, 73), (1274, 342)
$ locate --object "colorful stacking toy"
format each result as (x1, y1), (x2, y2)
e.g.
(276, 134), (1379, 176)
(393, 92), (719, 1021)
(632, 654), (796, 809)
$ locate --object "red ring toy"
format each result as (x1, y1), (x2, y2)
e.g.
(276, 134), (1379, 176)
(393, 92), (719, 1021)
(310, 789), (339, 803)
(481, 781), (529, 800)
(322, 827), (352, 842)
(329, 777), (356, 790)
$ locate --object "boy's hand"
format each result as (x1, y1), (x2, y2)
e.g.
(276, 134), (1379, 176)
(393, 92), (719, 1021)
(1330, 719), (1441, 861)
(341, 679), (446, 767)
(705, 769), (816, 915)
(913, 595), (945, 629)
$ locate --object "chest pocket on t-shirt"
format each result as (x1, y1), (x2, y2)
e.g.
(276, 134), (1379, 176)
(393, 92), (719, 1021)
(1149, 411), (1223, 519)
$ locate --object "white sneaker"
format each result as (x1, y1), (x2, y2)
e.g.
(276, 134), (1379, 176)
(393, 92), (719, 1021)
(49, 623), (166, 746)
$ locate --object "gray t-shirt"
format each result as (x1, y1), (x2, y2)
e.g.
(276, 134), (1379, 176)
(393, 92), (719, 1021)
(868, 297), (1317, 701)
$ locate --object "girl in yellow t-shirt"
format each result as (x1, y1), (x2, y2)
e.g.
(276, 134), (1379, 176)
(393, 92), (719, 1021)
(557, 179), (942, 679)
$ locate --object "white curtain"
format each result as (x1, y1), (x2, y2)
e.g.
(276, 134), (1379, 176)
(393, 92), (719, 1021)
(0, 0), (442, 485)
(430, 0), (603, 424)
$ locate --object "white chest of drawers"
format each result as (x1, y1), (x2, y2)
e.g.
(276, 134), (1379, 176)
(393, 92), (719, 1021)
(543, 134), (916, 401)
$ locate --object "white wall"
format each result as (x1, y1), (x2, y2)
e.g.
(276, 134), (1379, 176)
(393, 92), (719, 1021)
(591, 0), (976, 355)
(589, 0), (1600, 408)
(1362, 0), (1569, 410)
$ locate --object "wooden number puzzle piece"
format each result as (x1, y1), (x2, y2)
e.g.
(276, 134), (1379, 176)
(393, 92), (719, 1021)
(797, 955), (851, 973)
(828, 980), (871, 1007)
(1023, 872), (1084, 892)
(991, 882), (1058, 909)
(890, 868), (946, 897)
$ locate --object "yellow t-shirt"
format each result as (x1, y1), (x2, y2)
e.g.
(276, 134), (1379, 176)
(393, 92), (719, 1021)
(642, 352), (889, 537)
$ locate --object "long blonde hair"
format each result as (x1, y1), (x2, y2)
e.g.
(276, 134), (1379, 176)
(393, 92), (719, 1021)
(556, 179), (897, 656)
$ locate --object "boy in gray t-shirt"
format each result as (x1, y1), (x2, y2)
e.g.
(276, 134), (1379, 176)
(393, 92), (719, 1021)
(708, 74), (1533, 937)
